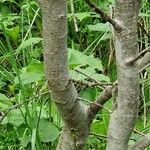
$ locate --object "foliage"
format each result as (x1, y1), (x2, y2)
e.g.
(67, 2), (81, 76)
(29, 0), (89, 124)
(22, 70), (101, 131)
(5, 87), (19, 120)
(0, 0), (149, 149)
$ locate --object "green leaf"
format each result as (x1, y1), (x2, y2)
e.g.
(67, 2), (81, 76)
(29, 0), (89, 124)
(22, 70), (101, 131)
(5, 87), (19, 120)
(7, 109), (24, 126)
(70, 67), (110, 83)
(79, 87), (100, 101)
(16, 38), (42, 52)
(27, 59), (44, 74)
(6, 26), (20, 42)
(68, 48), (103, 70)
(92, 74), (110, 82)
(0, 93), (12, 111)
(87, 23), (111, 32)
(75, 12), (91, 21)
(39, 118), (59, 142)
(20, 128), (31, 148)
(14, 72), (43, 85)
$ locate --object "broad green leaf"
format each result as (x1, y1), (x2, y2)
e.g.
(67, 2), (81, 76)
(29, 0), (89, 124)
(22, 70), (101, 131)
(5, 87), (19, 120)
(79, 87), (100, 101)
(7, 109), (24, 126)
(14, 72), (43, 85)
(75, 12), (91, 21)
(16, 38), (42, 52)
(87, 23), (111, 32)
(27, 59), (44, 74)
(68, 48), (103, 70)
(92, 74), (110, 82)
(70, 67), (109, 83)
(39, 118), (59, 142)
(0, 93), (12, 111)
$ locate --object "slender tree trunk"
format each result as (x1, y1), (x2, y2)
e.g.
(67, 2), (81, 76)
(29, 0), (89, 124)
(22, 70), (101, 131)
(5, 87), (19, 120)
(38, 0), (89, 149)
(106, 1), (141, 150)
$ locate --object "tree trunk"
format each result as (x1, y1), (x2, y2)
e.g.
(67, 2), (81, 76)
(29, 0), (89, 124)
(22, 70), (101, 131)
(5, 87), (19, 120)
(106, 1), (141, 150)
(38, 0), (89, 149)
(38, 0), (150, 150)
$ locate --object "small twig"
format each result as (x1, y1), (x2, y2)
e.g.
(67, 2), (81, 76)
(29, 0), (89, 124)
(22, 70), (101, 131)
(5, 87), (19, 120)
(92, 102), (112, 113)
(90, 132), (107, 140)
(126, 46), (150, 65)
(88, 85), (113, 122)
(0, 99), (30, 123)
(0, 90), (50, 123)
(139, 63), (150, 73)
(74, 69), (112, 88)
(138, 21), (150, 39)
(71, 78), (113, 87)
(133, 129), (145, 136)
(84, 0), (122, 31)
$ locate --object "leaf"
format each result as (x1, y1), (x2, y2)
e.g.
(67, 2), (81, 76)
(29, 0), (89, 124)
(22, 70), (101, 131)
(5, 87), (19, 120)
(6, 26), (20, 42)
(87, 22), (111, 32)
(68, 48), (103, 70)
(14, 72), (43, 85)
(27, 59), (44, 74)
(70, 67), (110, 83)
(7, 109), (24, 126)
(79, 87), (100, 101)
(39, 118), (59, 142)
(16, 38), (42, 52)
(75, 12), (91, 21)
(0, 93), (12, 111)
(92, 74), (110, 82)
(20, 128), (31, 148)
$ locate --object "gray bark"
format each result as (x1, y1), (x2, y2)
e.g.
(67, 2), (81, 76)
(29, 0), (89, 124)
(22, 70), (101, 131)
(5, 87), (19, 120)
(106, 1), (141, 150)
(38, 0), (150, 150)
(38, 0), (89, 149)
(128, 134), (150, 150)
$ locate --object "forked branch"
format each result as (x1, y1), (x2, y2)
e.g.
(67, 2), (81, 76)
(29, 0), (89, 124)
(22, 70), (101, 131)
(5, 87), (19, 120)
(85, 0), (122, 31)
(126, 46), (150, 65)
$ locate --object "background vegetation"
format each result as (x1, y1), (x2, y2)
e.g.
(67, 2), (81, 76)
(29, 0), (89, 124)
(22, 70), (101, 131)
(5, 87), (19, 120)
(0, 0), (149, 149)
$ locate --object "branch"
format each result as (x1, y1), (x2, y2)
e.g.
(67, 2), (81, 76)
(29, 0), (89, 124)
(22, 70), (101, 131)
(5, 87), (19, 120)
(137, 21), (150, 39)
(38, 0), (89, 149)
(88, 85), (114, 122)
(138, 51), (150, 71)
(74, 69), (113, 88)
(126, 46), (150, 65)
(128, 134), (150, 150)
(84, 0), (122, 31)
